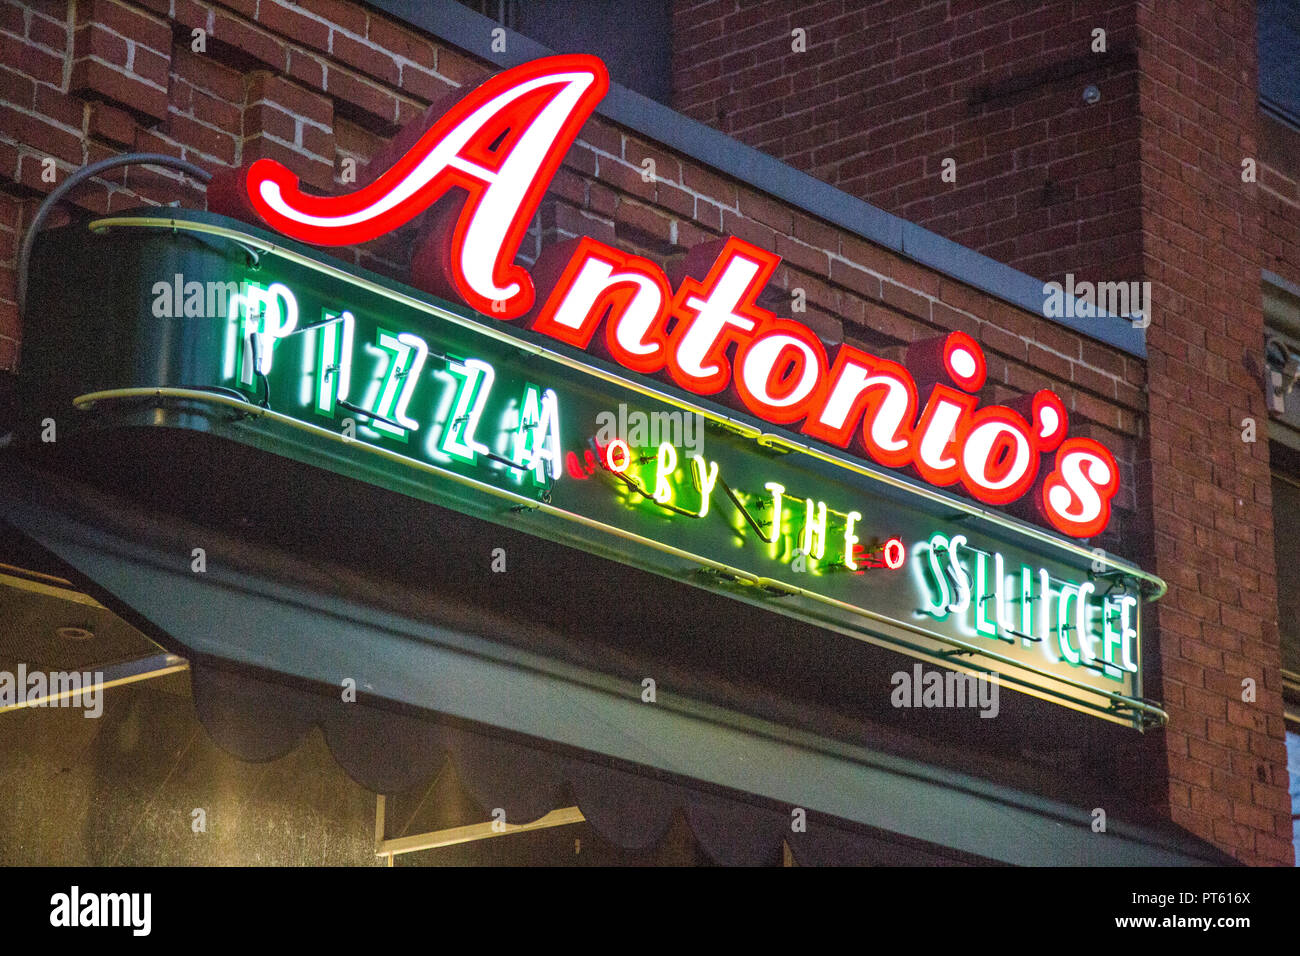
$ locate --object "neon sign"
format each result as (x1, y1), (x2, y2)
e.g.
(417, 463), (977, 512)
(597, 438), (905, 572)
(208, 54), (1121, 540)
(916, 533), (1138, 682)
(22, 203), (1166, 725)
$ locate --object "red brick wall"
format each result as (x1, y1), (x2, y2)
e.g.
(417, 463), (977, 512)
(671, 0), (1142, 286)
(1, 0), (1286, 863)
(1135, 0), (1292, 865)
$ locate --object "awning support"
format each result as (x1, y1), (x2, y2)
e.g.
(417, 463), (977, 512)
(0, 651), (189, 715)
(373, 794), (585, 865)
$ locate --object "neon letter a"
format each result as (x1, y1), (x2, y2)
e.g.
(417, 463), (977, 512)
(215, 55), (608, 320)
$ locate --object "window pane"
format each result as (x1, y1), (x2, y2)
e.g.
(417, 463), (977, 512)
(1289, 731), (1300, 866)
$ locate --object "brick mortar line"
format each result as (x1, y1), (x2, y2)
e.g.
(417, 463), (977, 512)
(1259, 183), (1300, 209)
(247, 128), (328, 162)
(74, 16), (166, 57)
(2, 99), (86, 138)
(245, 99), (333, 134)
(167, 103), (243, 139)
(72, 53), (169, 94)
(0, 26), (67, 59)
(1260, 161), (1298, 183)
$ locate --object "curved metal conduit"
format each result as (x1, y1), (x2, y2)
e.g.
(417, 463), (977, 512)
(15, 153), (214, 319)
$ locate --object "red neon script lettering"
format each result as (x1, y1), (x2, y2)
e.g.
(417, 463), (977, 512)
(221, 54), (1124, 539)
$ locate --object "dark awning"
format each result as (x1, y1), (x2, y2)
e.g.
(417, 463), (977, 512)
(0, 455), (1232, 866)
